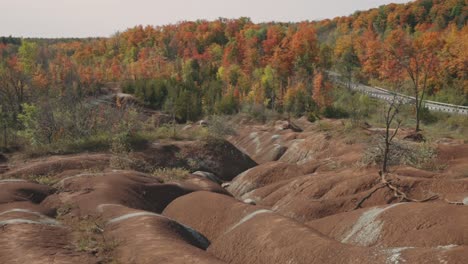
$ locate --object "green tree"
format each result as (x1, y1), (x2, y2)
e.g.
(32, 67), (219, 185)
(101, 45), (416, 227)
(215, 93), (239, 115)
(0, 105), (11, 149)
(261, 65), (280, 110)
(337, 46), (360, 90)
(18, 41), (39, 75)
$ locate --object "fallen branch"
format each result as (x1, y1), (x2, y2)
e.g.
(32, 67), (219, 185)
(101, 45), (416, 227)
(354, 183), (387, 210)
(353, 172), (439, 210)
(380, 171), (438, 203)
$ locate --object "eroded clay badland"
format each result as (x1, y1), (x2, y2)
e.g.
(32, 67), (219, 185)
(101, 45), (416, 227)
(0, 116), (467, 264)
(1, 0), (468, 263)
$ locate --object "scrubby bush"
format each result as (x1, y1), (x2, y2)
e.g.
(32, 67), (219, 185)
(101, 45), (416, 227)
(18, 103), (57, 145)
(445, 114), (468, 131)
(215, 94), (239, 115)
(332, 88), (377, 125)
(307, 112), (319, 123)
(362, 136), (441, 170)
(420, 107), (438, 125)
(122, 79), (168, 109)
(16, 91), (149, 157)
(240, 103), (281, 123)
(206, 115), (236, 139)
(321, 106), (349, 119)
(250, 107), (267, 123)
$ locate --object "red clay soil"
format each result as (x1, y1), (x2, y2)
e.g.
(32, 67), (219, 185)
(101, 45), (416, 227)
(163, 191), (266, 241)
(1, 153), (111, 179)
(0, 202), (54, 217)
(229, 119), (366, 168)
(0, 224), (98, 264)
(0, 118), (467, 263)
(0, 180), (55, 204)
(42, 170), (231, 216)
(308, 202), (468, 248)
(101, 204), (224, 263)
(229, 166), (468, 222)
(0, 156), (237, 263)
(227, 161), (320, 197)
(0, 206), (98, 264)
(182, 175), (232, 196)
(164, 191), (464, 264)
(227, 120), (468, 220)
(436, 143), (468, 179)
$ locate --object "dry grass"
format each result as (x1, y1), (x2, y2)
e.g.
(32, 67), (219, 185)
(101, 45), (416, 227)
(58, 211), (119, 263)
(28, 173), (60, 186)
(152, 167), (191, 182)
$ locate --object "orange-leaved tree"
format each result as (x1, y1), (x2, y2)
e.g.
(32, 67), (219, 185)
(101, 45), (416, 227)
(384, 29), (442, 132)
(313, 71), (332, 110)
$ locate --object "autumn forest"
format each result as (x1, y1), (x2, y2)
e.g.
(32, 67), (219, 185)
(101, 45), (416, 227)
(0, 0), (466, 151)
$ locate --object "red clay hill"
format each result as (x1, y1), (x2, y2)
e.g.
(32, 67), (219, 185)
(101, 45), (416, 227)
(0, 118), (467, 263)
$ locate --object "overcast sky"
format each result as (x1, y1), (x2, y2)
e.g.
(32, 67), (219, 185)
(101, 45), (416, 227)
(0, 0), (411, 38)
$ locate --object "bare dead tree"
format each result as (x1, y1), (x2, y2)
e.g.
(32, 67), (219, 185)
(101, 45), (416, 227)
(381, 93), (403, 174)
(354, 93), (437, 210)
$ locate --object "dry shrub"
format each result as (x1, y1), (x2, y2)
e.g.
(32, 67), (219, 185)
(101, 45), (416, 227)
(152, 167), (191, 182)
(363, 136), (441, 170)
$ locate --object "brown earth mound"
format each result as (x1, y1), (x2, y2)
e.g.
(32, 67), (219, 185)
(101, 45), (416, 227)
(0, 208), (97, 264)
(0, 225), (98, 264)
(0, 159), (235, 263)
(135, 140), (256, 181)
(229, 167), (468, 222)
(0, 118), (467, 263)
(43, 170), (231, 216)
(101, 204), (224, 263)
(227, 161), (319, 198)
(164, 191), (464, 264)
(229, 120), (365, 167)
(0, 180), (55, 204)
(436, 143), (468, 179)
(163, 191), (266, 241)
(228, 126), (298, 164)
(308, 203), (468, 248)
(1, 153), (111, 179)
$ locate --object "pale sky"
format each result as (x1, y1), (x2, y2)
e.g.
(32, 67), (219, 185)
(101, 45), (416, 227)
(0, 0), (411, 38)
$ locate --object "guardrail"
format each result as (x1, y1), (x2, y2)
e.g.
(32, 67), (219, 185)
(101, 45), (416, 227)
(328, 72), (468, 115)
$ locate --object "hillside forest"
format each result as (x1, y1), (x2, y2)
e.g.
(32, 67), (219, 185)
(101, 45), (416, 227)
(0, 0), (466, 152)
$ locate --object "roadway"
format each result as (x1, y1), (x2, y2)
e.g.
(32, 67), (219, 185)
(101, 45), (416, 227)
(328, 72), (468, 115)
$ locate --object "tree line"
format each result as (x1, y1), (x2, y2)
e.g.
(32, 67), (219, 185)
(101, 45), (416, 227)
(0, 0), (466, 149)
